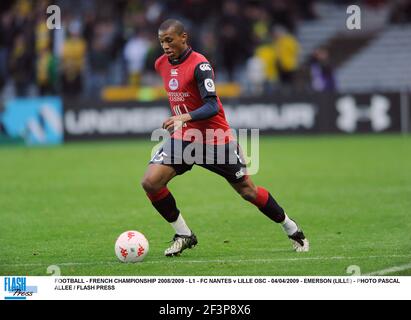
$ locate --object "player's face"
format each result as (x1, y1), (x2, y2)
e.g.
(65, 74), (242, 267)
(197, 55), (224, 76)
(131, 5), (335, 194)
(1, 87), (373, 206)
(158, 27), (188, 60)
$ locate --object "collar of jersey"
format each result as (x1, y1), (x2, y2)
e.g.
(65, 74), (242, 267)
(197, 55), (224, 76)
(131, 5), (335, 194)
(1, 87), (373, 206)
(169, 47), (193, 65)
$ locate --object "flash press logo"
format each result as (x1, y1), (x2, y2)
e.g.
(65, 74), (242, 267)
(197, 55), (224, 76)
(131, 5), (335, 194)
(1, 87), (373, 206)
(3, 277), (37, 300)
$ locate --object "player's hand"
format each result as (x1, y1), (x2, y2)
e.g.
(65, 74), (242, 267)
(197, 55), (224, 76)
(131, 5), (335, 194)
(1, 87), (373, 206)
(162, 114), (192, 133)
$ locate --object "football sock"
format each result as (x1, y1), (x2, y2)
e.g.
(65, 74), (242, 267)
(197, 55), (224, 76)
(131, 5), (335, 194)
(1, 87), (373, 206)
(171, 214), (192, 236)
(250, 187), (286, 223)
(146, 187), (180, 223)
(281, 214), (299, 236)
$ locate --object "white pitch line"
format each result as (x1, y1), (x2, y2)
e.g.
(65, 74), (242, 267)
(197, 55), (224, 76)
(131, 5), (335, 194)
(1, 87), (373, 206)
(365, 262), (411, 276)
(1, 254), (411, 269)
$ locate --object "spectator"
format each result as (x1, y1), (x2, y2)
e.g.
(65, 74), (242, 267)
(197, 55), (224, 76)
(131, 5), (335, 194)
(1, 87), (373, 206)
(309, 47), (336, 92)
(217, 0), (251, 81)
(0, 10), (15, 91)
(253, 39), (279, 94)
(200, 30), (218, 69)
(123, 30), (150, 86)
(61, 20), (86, 97)
(272, 25), (300, 87)
(245, 55), (265, 96)
(87, 17), (120, 95)
(37, 46), (58, 95)
(9, 32), (34, 96)
(35, 11), (58, 96)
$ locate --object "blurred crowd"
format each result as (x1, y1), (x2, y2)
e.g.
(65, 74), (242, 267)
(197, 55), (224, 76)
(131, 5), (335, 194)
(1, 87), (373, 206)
(0, 0), (316, 99)
(0, 0), (410, 100)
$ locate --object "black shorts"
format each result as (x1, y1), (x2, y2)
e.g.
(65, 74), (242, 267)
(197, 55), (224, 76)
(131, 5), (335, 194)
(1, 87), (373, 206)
(149, 138), (247, 183)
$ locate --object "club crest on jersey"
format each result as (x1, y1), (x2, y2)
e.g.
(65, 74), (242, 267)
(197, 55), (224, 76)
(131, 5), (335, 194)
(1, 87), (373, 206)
(199, 63), (211, 71)
(170, 69), (178, 76)
(169, 78), (179, 90)
(204, 78), (215, 92)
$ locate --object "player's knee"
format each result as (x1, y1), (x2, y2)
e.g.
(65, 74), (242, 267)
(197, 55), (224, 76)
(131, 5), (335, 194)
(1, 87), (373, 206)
(239, 186), (258, 202)
(141, 177), (161, 194)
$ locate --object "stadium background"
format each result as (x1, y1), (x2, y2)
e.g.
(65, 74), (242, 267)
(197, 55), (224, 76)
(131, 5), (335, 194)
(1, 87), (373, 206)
(0, 0), (410, 276)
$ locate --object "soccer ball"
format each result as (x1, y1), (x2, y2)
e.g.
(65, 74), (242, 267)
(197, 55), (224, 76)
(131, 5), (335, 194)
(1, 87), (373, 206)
(115, 230), (149, 263)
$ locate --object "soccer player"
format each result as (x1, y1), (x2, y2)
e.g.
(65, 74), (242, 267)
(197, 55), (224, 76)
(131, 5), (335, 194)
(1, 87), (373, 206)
(141, 19), (309, 256)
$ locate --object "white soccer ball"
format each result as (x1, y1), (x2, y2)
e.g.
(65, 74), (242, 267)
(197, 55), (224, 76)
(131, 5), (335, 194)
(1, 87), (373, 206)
(115, 230), (149, 263)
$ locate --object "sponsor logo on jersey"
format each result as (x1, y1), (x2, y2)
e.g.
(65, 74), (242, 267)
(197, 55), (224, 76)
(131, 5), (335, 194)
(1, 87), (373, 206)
(167, 92), (190, 102)
(204, 78), (215, 92)
(170, 69), (178, 76)
(168, 78), (179, 90)
(199, 63), (212, 71)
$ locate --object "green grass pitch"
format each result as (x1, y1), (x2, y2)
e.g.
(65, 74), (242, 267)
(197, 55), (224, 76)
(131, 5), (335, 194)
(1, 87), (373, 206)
(0, 135), (410, 276)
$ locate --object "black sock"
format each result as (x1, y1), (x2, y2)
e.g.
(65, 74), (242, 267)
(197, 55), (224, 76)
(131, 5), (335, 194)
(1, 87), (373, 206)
(250, 187), (285, 223)
(259, 193), (285, 223)
(147, 187), (180, 223)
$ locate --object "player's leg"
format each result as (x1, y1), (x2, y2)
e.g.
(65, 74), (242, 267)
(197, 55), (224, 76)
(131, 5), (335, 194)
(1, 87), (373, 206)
(201, 141), (309, 252)
(141, 164), (198, 256)
(229, 177), (309, 252)
(141, 140), (197, 256)
(141, 163), (182, 228)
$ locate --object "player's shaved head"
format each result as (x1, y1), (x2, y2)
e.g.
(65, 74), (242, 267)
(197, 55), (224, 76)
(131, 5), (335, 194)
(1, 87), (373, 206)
(158, 19), (188, 60)
(159, 19), (185, 35)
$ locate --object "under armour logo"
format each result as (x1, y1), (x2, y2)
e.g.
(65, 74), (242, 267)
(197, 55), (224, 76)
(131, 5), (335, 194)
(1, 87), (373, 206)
(336, 95), (391, 132)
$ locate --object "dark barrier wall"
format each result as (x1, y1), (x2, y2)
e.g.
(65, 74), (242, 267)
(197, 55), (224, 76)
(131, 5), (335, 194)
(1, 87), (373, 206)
(64, 100), (169, 141)
(407, 92), (411, 132)
(63, 92), (404, 141)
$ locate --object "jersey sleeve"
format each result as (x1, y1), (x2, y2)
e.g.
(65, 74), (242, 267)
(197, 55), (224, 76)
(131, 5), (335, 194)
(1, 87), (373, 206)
(194, 62), (217, 100)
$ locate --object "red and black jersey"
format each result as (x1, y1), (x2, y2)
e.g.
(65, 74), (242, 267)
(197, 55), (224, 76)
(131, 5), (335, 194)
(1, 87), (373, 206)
(155, 48), (233, 145)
